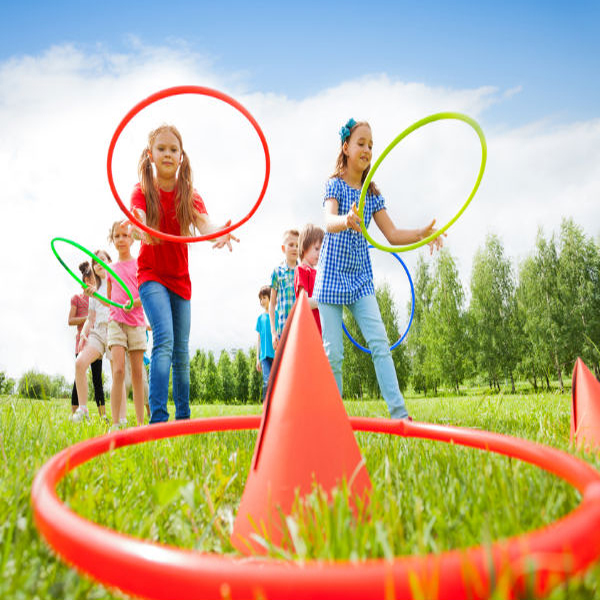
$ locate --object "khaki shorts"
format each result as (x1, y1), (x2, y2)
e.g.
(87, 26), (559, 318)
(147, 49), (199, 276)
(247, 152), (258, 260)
(108, 321), (147, 352)
(87, 323), (110, 359)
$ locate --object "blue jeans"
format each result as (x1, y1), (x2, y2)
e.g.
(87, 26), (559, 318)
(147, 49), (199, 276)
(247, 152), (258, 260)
(260, 357), (273, 401)
(318, 295), (409, 419)
(139, 281), (191, 423)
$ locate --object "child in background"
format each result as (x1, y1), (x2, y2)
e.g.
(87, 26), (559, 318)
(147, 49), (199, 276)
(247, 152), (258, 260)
(269, 229), (298, 349)
(255, 285), (275, 401)
(68, 262), (105, 416)
(294, 223), (324, 335)
(313, 118), (444, 419)
(127, 124), (238, 424)
(72, 250), (112, 422)
(106, 221), (147, 428)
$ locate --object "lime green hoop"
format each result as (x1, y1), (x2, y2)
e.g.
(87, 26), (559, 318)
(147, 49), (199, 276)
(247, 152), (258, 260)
(51, 237), (134, 310)
(358, 112), (487, 253)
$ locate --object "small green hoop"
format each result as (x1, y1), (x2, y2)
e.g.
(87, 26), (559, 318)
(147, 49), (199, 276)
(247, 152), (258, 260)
(358, 112), (487, 253)
(51, 237), (134, 310)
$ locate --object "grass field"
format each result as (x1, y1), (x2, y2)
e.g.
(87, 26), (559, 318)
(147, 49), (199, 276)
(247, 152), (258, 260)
(1, 392), (600, 599)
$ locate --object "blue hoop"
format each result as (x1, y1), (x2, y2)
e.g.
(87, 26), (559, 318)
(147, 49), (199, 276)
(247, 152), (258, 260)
(342, 246), (415, 353)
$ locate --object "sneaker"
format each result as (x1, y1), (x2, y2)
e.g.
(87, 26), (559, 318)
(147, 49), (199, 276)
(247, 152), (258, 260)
(119, 417), (128, 427)
(70, 407), (89, 423)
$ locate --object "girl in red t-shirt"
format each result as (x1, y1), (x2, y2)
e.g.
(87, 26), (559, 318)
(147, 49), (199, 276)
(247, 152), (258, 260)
(127, 124), (238, 423)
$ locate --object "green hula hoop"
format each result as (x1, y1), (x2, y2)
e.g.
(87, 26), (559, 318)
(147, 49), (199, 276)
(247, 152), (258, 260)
(51, 237), (134, 310)
(358, 112), (487, 253)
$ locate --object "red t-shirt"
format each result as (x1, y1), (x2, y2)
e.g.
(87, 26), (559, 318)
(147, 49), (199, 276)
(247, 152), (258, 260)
(131, 184), (207, 300)
(294, 263), (321, 335)
(70, 293), (89, 353)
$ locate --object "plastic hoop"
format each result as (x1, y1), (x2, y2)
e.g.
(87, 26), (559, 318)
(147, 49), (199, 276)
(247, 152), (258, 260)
(107, 86), (270, 243)
(342, 246), (415, 353)
(32, 416), (600, 600)
(358, 112), (487, 253)
(51, 237), (133, 310)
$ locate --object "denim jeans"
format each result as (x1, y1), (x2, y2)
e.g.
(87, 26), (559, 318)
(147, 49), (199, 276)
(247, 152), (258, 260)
(260, 357), (273, 401)
(139, 281), (191, 423)
(318, 294), (409, 419)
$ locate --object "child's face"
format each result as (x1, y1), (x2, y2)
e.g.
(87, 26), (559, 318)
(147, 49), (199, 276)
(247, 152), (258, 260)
(150, 130), (182, 180)
(345, 125), (373, 173)
(94, 253), (111, 278)
(282, 236), (299, 265)
(303, 241), (321, 268)
(112, 223), (133, 252)
(259, 294), (269, 311)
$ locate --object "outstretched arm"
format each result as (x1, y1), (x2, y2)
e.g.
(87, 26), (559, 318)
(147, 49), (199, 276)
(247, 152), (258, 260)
(373, 209), (445, 254)
(193, 214), (240, 251)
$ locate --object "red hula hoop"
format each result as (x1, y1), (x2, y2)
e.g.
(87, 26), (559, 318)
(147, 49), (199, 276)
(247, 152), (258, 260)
(106, 86), (271, 243)
(32, 416), (600, 600)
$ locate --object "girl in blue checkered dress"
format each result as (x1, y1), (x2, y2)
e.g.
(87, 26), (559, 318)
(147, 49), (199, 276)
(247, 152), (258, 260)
(313, 119), (444, 419)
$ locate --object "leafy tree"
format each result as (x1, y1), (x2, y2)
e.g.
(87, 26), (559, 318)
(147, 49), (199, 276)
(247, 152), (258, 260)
(469, 234), (519, 391)
(247, 347), (263, 403)
(556, 219), (600, 376)
(217, 350), (235, 403)
(341, 307), (375, 398)
(233, 349), (249, 403)
(424, 250), (467, 393)
(18, 371), (70, 399)
(190, 349), (206, 403)
(201, 351), (222, 402)
(376, 283), (410, 392)
(0, 371), (15, 395)
(517, 231), (564, 389)
(407, 255), (434, 394)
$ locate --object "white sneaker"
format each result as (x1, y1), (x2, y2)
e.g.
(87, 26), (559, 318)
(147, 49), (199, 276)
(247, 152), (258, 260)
(70, 407), (89, 423)
(119, 417), (128, 427)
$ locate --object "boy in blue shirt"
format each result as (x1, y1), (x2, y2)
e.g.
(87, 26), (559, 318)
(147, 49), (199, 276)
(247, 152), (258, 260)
(255, 285), (275, 401)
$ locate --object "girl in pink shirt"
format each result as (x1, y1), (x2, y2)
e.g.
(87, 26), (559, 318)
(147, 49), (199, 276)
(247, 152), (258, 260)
(106, 221), (147, 427)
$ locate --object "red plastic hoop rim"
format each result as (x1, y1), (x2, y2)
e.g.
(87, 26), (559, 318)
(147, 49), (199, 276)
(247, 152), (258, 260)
(31, 417), (600, 600)
(106, 86), (270, 243)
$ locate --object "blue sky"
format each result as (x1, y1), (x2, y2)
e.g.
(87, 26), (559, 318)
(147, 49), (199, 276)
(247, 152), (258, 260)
(3, 1), (599, 126)
(1, 1), (599, 381)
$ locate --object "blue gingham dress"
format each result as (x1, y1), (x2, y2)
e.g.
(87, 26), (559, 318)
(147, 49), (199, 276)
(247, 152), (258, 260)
(313, 178), (385, 305)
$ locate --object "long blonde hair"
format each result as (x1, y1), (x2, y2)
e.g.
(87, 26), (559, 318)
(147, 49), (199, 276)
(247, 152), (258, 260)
(137, 124), (202, 240)
(330, 120), (380, 195)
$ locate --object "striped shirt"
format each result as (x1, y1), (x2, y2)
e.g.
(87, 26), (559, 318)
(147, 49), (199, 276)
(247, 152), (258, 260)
(270, 262), (296, 336)
(313, 177), (385, 305)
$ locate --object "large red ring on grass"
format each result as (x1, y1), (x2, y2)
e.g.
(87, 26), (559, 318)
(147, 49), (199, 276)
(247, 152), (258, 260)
(32, 417), (600, 600)
(107, 86), (270, 242)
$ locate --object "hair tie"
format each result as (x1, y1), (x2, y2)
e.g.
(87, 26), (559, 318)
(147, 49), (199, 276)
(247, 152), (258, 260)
(339, 118), (357, 143)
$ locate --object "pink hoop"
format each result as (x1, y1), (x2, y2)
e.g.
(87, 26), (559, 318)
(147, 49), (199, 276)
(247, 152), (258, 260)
(32, 417), (600, 600)
(106, 86), (270, 242)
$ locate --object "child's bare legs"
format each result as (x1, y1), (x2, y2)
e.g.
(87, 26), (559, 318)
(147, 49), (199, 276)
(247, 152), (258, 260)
(75, 346), (102, 411)
(129, 350), (146, 425)
(110, 346), (126, 425)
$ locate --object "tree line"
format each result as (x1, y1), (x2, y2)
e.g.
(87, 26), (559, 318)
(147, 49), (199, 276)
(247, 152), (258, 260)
(8, 218), (599, 402)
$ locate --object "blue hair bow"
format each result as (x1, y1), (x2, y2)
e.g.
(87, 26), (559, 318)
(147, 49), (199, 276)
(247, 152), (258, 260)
(339, 118), (357, 143)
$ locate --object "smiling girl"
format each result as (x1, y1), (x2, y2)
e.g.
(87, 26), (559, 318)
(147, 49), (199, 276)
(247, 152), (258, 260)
(128, 124), (238, 423)
(313, 118), (444, 419)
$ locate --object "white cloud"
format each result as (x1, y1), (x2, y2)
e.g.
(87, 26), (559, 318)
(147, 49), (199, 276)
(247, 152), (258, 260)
(0, 44), (598, 383)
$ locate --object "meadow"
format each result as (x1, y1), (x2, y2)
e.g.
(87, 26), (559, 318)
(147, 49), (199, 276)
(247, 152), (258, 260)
(1, 391), (600, 599)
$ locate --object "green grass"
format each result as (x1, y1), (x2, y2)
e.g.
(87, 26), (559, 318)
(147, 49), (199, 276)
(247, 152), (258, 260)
(1, 393), (600, 599)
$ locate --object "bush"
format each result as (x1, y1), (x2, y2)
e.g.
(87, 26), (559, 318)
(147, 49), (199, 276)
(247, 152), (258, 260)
(17, 371), (70, 400)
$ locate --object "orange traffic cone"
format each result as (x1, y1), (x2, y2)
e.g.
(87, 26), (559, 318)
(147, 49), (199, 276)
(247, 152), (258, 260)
(571, 357), (600, 450)
(231, 291), (372, 554)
